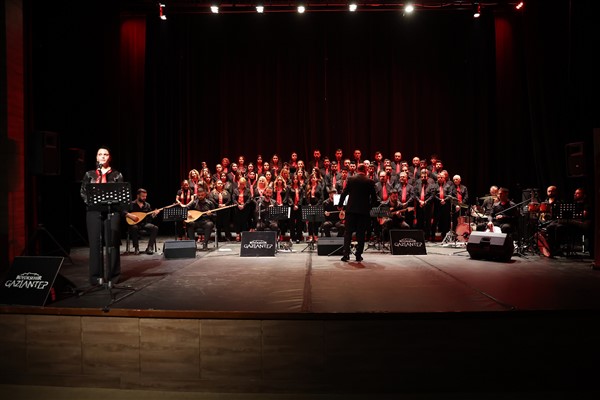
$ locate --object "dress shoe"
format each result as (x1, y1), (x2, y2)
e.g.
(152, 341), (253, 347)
(340, 256), (349, 262)
(145, 248), (154, 255)
(134, 248), (140, 255)
(355, 255), (363, 262)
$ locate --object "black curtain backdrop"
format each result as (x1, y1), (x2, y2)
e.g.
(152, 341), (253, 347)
(28, 0), (598, 238)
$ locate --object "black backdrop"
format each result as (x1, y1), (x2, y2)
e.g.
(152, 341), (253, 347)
(28, 0), (598, 239)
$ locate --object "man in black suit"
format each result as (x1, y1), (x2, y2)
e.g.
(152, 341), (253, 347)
(338, 163), (378, 262)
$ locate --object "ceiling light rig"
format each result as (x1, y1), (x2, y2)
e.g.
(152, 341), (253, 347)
(158, 2), (166, 20)
(144, 2), (526, 16)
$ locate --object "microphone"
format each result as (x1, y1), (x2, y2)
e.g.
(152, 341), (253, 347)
(97, 161), (103, 170)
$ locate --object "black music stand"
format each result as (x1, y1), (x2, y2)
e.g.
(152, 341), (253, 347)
(269, 205), (290, 221)
(81, 182), (135, 311)
(556, 203), (584, 220)
(163, 205), (188, 241)
(301, 205), (324, 252)
(368, 206), (390, 252)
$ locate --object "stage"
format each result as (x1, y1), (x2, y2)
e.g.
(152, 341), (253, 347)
(1, 237), (599, 396)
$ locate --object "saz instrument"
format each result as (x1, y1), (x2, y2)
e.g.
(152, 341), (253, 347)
(126, 203), (178, 226)
(185, 204), (236, 224)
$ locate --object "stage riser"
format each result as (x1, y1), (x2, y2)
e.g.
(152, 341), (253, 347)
(1, 313), (598, 393)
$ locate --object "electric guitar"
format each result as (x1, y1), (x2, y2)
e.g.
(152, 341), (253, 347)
(185, 204), (236, 224)
(126, 203), (178, 226)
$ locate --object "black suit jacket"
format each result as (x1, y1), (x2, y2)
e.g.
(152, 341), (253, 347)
(339, 173), (378, 216)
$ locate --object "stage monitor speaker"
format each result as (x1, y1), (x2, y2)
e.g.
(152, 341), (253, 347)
(0, 256), (76, 306)
(466, 231), (514, 262)
(317, 237), (344, 256)
(163, 240), (196, 259)
(30, 131), (60, 176)
(566, 142), (585, 177)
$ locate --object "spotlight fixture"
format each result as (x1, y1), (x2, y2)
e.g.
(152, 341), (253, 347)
(158, 3), (166, 20)
(349, 2), (357, 12)
(404, 3), (414, 14)
(297, 5), (306, 14)
(515, 1), (525, 10)
(210, 4), (219, 14)
(256, 5), (264, 13)
(473, 2), (481, 18)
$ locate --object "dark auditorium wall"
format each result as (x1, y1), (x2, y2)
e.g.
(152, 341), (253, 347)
(15, 0), (599, 247)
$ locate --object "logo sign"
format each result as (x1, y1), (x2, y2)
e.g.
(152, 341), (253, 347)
(389, 230), (427, 255)
(0, 256), (65, 306)
(240, 231), (277, 257)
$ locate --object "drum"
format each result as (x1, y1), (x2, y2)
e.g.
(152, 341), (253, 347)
(539, 202), (550, 213)
(455, 223), (472, 242)
(527, 203), (540, 213)
(457, 216), (469, 225)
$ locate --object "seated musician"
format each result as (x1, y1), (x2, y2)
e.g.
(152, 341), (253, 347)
(486, 187), (519, 234)
(254, 187), (278, 232)
(545, 187), (593, 257)
(380, 189), (411, 242)
(209, 180), (234, 242)
(540, 185), (560, 222)
(322, 188), (345, 237)
(186, 188), (215, 250)
(127, 188), (159, 255)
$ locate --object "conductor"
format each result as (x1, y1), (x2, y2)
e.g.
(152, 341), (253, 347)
(338, 163), (378, 262)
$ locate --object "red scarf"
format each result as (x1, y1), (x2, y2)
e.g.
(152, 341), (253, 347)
(95, 168), (111, 183)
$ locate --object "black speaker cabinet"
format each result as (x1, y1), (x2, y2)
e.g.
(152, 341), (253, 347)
(317, 237), (344, 256)
(466, 231), (514, 262)
(30, 130), (61, 175)
(163, 240), (196, 259)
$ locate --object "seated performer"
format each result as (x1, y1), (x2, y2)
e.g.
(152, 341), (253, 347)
(322, 188), (345, 237)
(487, 187), (519, 234)
(126, 188), (159, 255)
(186, 188), (215, 250)
(380, 189), (411, 242)
(254, 187), (279, 232)
(545, 187), (593, 257)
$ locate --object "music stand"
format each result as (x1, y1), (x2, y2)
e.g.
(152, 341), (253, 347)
(82, 182), (135, 311)
(163, 205), (188, 240)
(269, 205), (290, 220)
(556, 203), (584, 220)
(368, 206), (390, 252)
(301, 205), (325, 252)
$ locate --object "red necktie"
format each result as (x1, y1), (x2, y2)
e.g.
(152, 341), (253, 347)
(343, 180), (347, 190)
(439, 186), (444, 200)
(421, 185), (425, 201)
(218, 192), (223, 205)
(402, 185), (407, 203)
(332, 174), (336, 187)
(382, 185), (388, 201)
(457, 187), (462, 203)
(396, 164), (400, 174)
(277, 190), (282, 205)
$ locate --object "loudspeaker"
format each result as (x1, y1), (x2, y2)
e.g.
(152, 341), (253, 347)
(566, 142), (585, 177)
(0, 256), (75, 306)
(317, 237), (344, 256)
(65, 147), (86, 182)
(467, 231), (514, 262)
(30, 131), (60, 175)
(163, 240), (196, 259)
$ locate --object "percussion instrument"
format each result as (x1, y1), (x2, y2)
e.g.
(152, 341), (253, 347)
(455, 222), (475, 242)
(527, 202), (540, 213)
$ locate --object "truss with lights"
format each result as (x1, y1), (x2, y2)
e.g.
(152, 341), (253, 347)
(148, 1), (525, 18)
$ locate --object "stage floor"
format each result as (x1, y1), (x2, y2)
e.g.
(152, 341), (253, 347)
(40, 236), (600, 315)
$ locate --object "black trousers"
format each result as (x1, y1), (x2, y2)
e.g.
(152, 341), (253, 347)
(86, 210), (121, 285)
(343, 212), (370, 258)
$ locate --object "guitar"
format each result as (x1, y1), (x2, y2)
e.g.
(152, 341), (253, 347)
(185, 204), (236, 224)
(126, 203), (178, 226)
(377, 206), (415, 225)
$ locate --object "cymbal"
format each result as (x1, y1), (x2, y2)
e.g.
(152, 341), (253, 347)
(458, 202), (469, 208)
(479, 196), (495, 200)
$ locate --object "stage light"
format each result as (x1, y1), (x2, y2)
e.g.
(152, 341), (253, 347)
(158, 3), (166, 20)
(211, 4), (219, 14)
(256, 5), (264, 13)
(404, 3), (414, 14)
(515, 1), (525, 10)
(349, 2), (357, 12)
(297, 5), (305, 14)
(473, 2), (481, 18)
